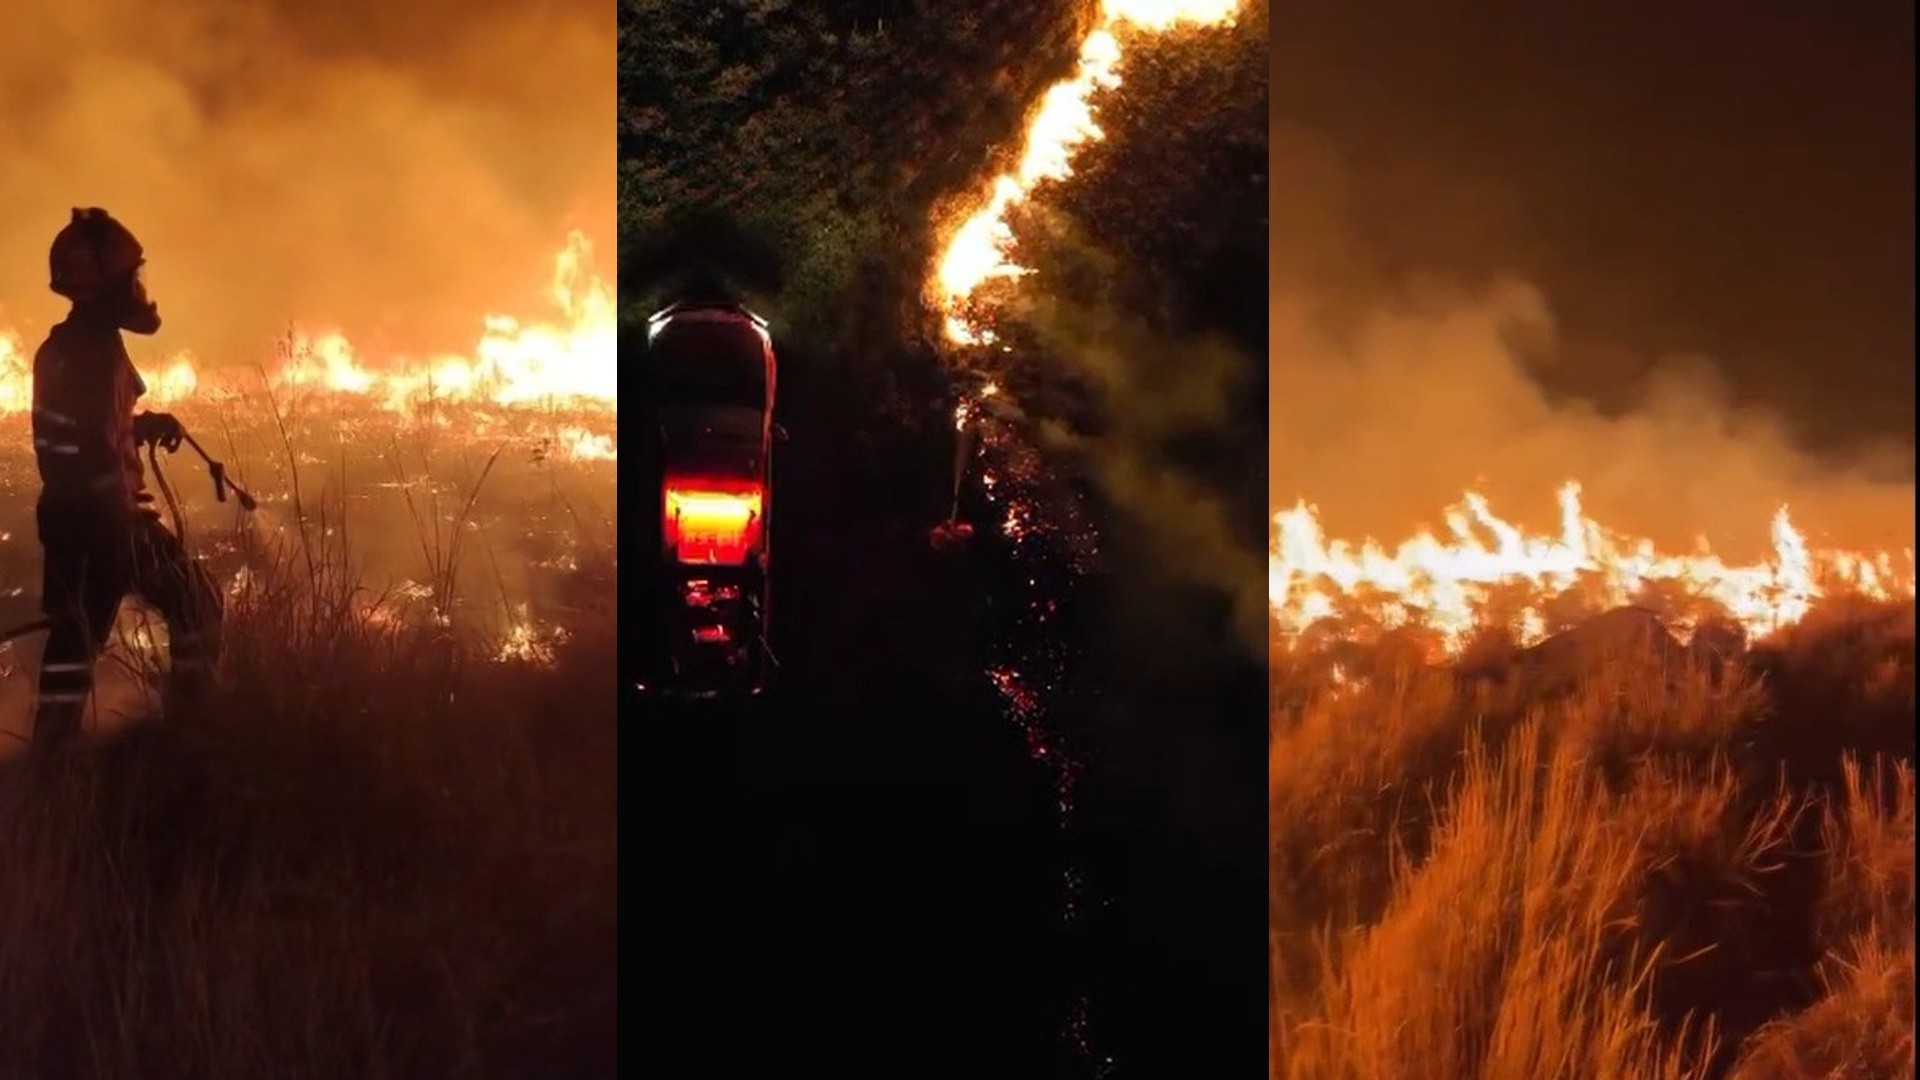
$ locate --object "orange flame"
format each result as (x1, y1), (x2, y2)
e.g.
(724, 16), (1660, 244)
(496, 604), (572, 666)
(555, 425), (617, 462)
(1, 231), (614, 419)
(1270, 482), (1917, 653)
(930, 0), (1239, 345)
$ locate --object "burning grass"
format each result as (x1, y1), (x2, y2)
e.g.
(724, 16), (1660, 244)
(0, 436), (616, 1078)
(1270, 599), (1916, 1080)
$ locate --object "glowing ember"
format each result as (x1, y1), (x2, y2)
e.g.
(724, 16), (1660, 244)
(496, 607), (571, 666)
(0, 231), (614, 417)
(952, 380), (998, 431)
(352, 579), (436, 631)
(925, 10), (1236, 1070)
(1270, 482), (1918, 654)
(664, 481), (763, 565)
(930, 1), (1238, 344)
(987, 664), (1043, 721)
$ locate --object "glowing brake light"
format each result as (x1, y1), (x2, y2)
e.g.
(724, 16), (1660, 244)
(665, 478), (763, 565)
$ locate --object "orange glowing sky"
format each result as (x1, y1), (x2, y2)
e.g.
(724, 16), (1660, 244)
(0, 0), (613, 412)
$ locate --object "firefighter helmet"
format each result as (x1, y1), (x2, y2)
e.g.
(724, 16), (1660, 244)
(49, 207), (146, 300)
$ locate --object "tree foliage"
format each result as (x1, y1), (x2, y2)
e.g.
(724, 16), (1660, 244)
(621, 0), (1273, 617)
(620, 0), (1087, 351)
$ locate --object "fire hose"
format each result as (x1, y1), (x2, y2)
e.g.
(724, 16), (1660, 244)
(0, 422), (257, 648)
(145, 426), (260, 534)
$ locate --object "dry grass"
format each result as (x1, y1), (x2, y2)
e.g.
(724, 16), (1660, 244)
(0, 453), (616, 1078)
(1271, 600), (1916, 1080)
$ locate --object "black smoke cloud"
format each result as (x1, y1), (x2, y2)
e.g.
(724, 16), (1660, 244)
(0, 0), (614, 368)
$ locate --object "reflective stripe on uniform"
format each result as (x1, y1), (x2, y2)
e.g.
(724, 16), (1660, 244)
(40, 662), (91, 673)
(33, 407), (77, 427)
(33, 438), (81, 455)
(36, 692), (90, 704)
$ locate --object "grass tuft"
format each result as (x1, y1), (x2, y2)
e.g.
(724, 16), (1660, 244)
(0, 432), (616, 1080)
(1272, 600), (1916, 1080)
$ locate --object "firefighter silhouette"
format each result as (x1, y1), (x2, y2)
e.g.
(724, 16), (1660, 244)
(30, 207), (222, 748)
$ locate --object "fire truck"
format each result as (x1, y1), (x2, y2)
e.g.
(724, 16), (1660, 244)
(637, 299), (780, 697)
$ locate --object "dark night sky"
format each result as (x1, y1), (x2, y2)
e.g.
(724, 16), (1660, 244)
(1267, 1), (1913, 547)
(1269, 1), (1912, 448)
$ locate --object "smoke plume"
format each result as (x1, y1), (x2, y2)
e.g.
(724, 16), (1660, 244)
(1026, 289), (1270, 646)
(1266, 122), (1915, 561)
(0, 0), (614, 366)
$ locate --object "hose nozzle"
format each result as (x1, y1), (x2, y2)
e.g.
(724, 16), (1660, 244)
(185, 434), (258, 512)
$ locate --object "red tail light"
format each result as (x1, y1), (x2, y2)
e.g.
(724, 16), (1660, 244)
(664, 477), (763, 565)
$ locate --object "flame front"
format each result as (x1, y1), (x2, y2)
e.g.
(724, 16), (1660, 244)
(930, 0), (1239, 345)
(0, 230), (614, 420)
(921, 10), (1239, 1068)
(1270, 482), (1918, 653)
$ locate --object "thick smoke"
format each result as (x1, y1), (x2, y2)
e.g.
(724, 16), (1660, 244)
(0, 0), (614, 366)
(1267, 123), (1915, 562)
